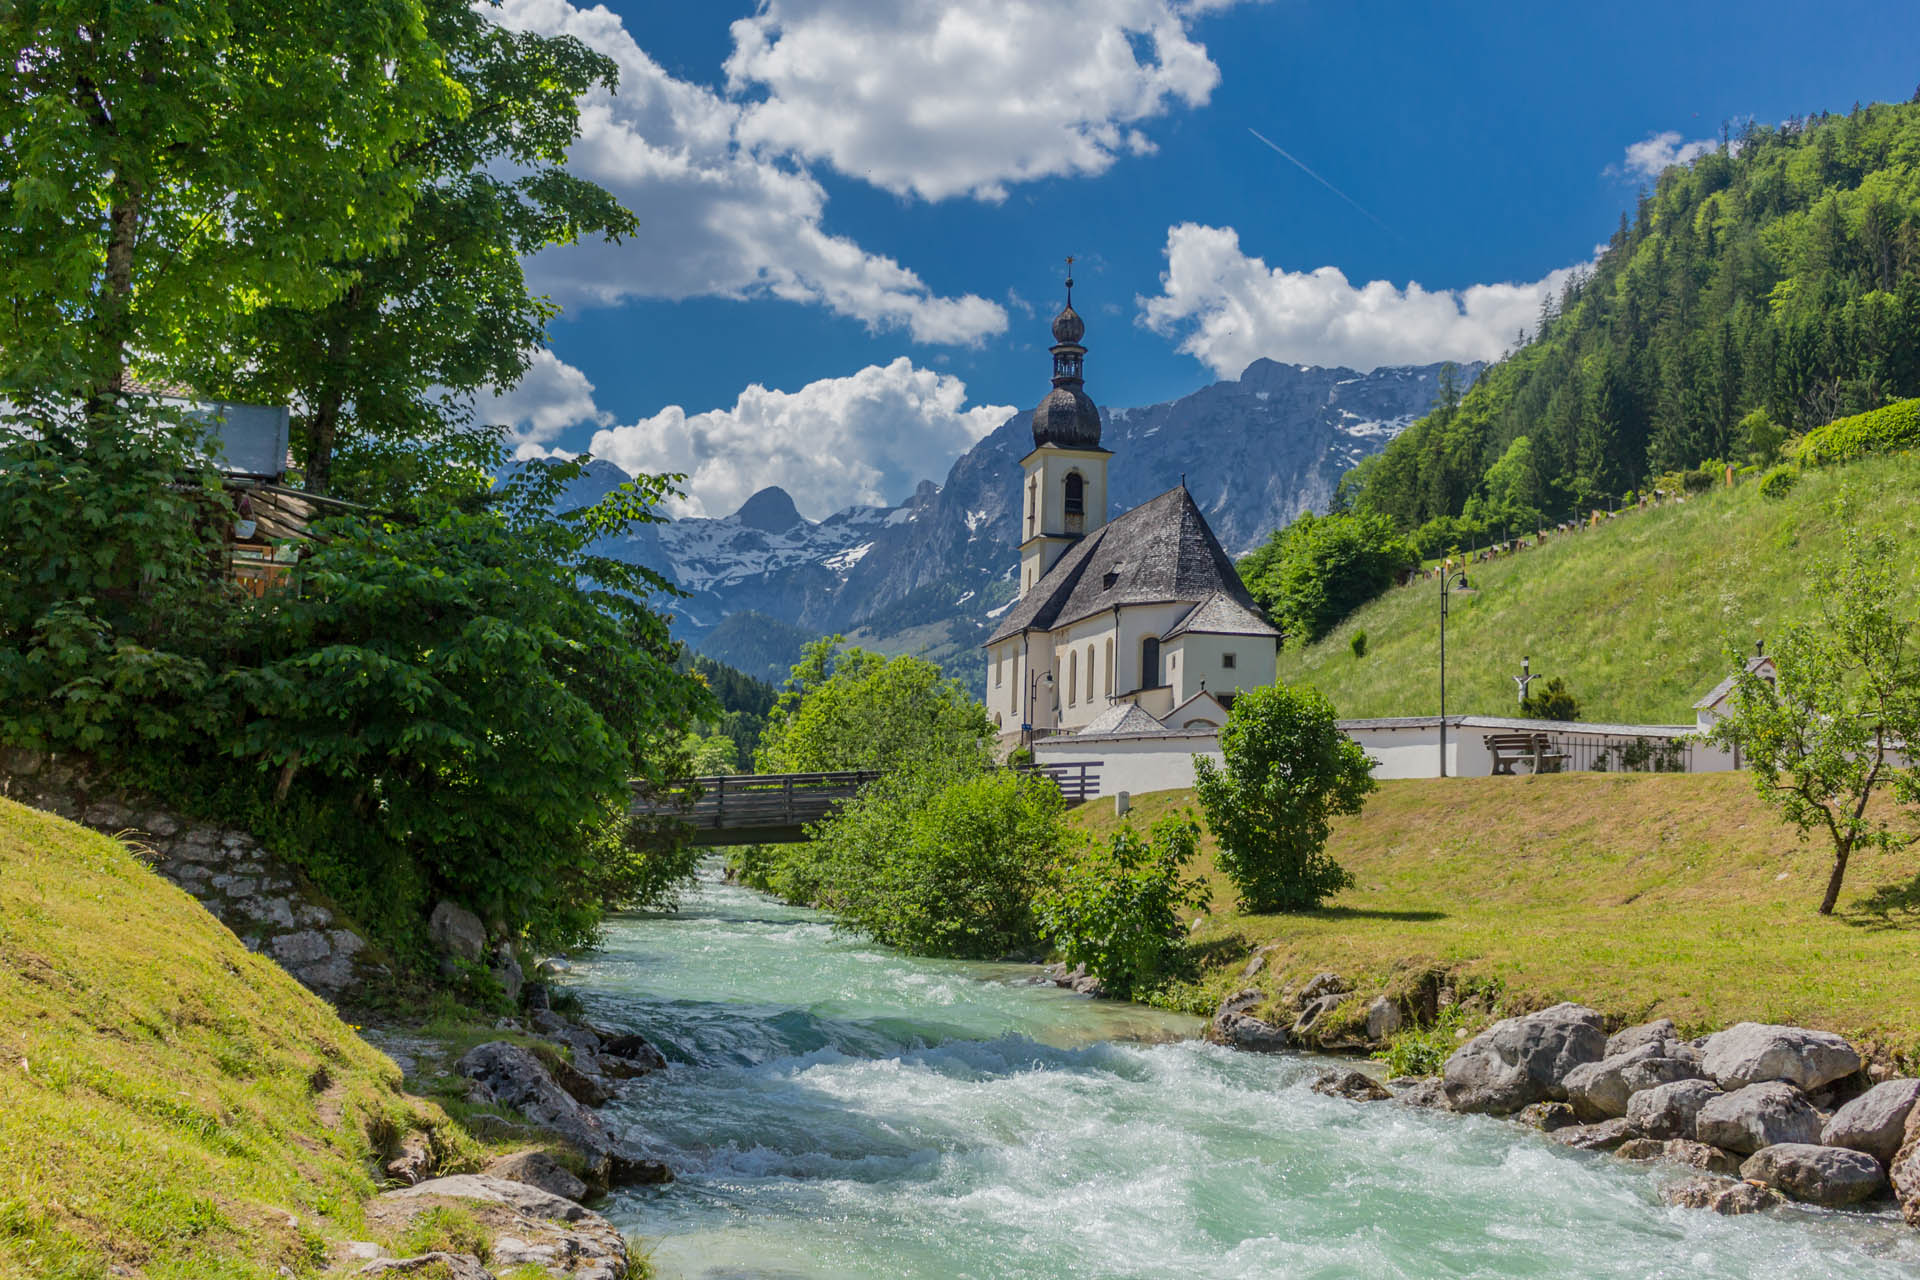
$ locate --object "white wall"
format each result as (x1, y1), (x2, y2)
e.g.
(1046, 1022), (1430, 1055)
(1166, 631), (1278, 704)
(1034, 732), (1221, 797)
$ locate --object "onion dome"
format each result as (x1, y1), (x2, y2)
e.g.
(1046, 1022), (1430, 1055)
(1031, 267), (1101, 449)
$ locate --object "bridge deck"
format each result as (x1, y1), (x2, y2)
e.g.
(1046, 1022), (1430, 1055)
(632, 763), (1099, 845)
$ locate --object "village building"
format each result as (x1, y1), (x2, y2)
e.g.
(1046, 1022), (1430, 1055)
(983, 275), (1280, 741)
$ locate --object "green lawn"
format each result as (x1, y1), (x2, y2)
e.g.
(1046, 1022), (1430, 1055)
(1276, 451), (1920, 725)
(1071, 774), (1920, 1058)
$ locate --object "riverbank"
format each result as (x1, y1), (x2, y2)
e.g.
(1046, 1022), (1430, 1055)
(1069, 773), (1920, 1059)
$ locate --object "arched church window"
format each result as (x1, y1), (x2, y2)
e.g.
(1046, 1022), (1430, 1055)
(1064, 472), (1084, 516)
(1085, 643), (1095, 702)
(1104, 638), (1114, 696)
(1141, 637), (1161, 687)
(1026, 477), (1037, 537)
(1067, 650), (1078, 706)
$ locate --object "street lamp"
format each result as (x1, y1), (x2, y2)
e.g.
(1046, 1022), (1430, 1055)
(1023, 670), (1054, 749)
(1438, 564), (1471, 777)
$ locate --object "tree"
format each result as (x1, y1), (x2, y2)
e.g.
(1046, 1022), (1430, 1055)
(205, 2), (638, 498)
(1520, 677), (1582, 721)
(1708, 531), (1920, 914)
(1194, 684), (1378, 912)
(1036, 816), (1209, 998)
(755, 640), (993, 775)
(1238, 512), (1412, 645)
(1, 0), (461, 405)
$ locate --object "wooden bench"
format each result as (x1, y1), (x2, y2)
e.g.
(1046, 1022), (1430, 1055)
(1484, 732), (1568, 776)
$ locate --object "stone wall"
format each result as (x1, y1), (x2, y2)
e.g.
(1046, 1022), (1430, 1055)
(0, 749), (379, 996)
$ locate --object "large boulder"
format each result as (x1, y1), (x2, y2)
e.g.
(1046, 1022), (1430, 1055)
(382, 1173), (586, 1223)
(1562, 1041), (1703, 1121)
(1740, 1143), (1887, 1207)
(1889, 1108), (1920, 1226)
(1441, 1003), (1606, 1115)
(1615, 1138), (1741, 1176)
(1605, 1018), (1678, 1059)
(1365, 996), (1403, 1041)
(1625, 1078), (1721, 1141)
(486, 1150), (589, 1204)
(1662, 1177), (1783, 1215)
(1695, 1081), (1822, 1155)
(1821, 1078), (1920, 1166)
(1700, 1022), (1860, 1091)
(1549, 1117), (1638, 1152)
(1207, 990), (1291, 1054)
(428, 900), (487, 964)
(456, 1042), (620, 1174)
(1310, 1070), (1392, 1102)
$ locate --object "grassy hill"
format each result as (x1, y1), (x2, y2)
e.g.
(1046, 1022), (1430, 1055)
(0, 797), (475, 1278)
(1275, 451), (1920, 724)
(1070, 774), (1920, 1058)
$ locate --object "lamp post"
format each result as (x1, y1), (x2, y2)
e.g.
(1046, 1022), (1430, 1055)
(1438, 564), (1471, 777)
(1023, 670), (1054, 749)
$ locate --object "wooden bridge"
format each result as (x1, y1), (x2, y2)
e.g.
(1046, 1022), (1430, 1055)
(632, 762), (1100, 846)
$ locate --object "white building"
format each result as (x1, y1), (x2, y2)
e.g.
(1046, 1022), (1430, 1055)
(983, 277), (1280, 741)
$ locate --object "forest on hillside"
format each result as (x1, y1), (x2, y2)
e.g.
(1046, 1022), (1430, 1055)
(1346, 96), (1920, 536)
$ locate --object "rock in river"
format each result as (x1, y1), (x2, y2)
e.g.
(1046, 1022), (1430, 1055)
(1625, 1078), (1721, 1142)
(1441, 1003), (1606, 1115)
(1822, 1078), (1920, 1166)
(1740, 1143), (1887, 1207)
(1700, 1022), (1860, 1092)
(1695, 1081), (1822, 1155)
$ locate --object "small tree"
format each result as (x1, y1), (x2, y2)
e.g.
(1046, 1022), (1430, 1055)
(1036, 816), (1209, 998)
(1194, 684), (1378, 912)
(1708, 532), (1920, 914)
(1521, 677), (1582, 721)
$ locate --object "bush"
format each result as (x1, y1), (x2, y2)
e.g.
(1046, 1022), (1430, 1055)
(1406, 513), (1490, 560)
(1757, 464), (1798, 500)
(1519, 676), (1581, 722)
(1350, 630), (1368, 660)
(1792, 397), (1920, 466)
(1238, 512), (1413, 645)
(1194, 684), (1377, 913)
(1681, 466), (1716, 494)
(805, 763), (1065, 958)
(1035, 816), (1208, 999)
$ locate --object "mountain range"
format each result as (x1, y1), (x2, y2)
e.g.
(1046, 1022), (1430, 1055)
(572, 358), (1476, 686)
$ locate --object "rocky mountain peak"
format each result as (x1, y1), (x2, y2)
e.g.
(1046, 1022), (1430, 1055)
(733, 486), (805, 533)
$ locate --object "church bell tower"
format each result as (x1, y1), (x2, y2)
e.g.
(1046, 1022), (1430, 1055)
(1018, 261), (1110, 597)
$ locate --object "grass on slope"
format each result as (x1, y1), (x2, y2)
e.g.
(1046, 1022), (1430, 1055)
(1070, 774), (1920, 1057)
(0, 797), (476, 1279)
(1275, 451), (1920, 724)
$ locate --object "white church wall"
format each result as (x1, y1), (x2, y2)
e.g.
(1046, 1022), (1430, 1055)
(1033, 731), (1221, 797)
(1113, 603), (1188, 693)
(1165, 632), (1278, 704)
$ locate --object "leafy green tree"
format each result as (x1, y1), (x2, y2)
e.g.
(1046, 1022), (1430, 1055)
(1036, 816), (1209, 998)
(1, 0), (461, 403)
(1520, 677), (1582, 721)
(204, 1), (637, 498)
(1194, 684), (1377, 912)
(755, 639), (993, 774)
(1239, 512), (1412, 645)
(684, 733), (738, 776)
(1708, 531), (1920, 914)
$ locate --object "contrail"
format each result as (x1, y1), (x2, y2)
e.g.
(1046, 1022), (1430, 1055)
(1247, 127), (1403, 241)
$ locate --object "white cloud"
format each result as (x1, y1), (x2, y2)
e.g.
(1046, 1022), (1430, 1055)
(1138, 223), (1588, 378)
(724, 0), (1243, 202)
(548, 356), (1018, 520)
(1619, 131), (1717, 180)
(472, 348), (610, 457)
(490, 0), (1006, 345)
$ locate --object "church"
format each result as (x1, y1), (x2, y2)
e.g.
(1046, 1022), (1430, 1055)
(984, 275), (1280, 743)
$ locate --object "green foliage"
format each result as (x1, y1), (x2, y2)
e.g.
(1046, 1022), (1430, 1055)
(1238, 512), (1412, 645)
(1792, 397), (1920, 467)
(1406, 513), (1493, 560)
(684, 733), (739, 776)
(756, 639), (993, 774)
(1372, 1003), (1479, 1078)
(1036, 817), (1208, 998)
(679, 652), (777, 765)
(1350, 630), (1368, 660)
(1708, 528), (1920, 913)
(1194, 684), (1378, 913)
(780, 761), (1065, 959)
(1519, 676), (1582, 722)
(1758, 464), (1800, 499)
(699, 611), (816, 687)
(1349, 103), (1920, 530)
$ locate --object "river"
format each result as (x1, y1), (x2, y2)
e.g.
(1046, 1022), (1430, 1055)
(570, 864), (1920, 1279)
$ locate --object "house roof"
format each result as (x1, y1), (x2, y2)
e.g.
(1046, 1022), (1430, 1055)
(1164, 590), (1280, 640)
(1167, 690), (1231, 724)
(985, 485), (1260, 645)
(1077, 703), (1167, 736)
(1694, 656), (1775, 710)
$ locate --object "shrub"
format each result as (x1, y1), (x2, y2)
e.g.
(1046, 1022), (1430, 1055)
(1681, 466), (1716, 494)
(1194, 684), (1377, 913)
(1758, 464), (1798, 500)
(1350, 630), (1368, 660)
(1792, 397), (1920, 466)
(1519, 676), (1581, 721)
(811, 763), (1065, 958)
(1036, 816), (1209, 998)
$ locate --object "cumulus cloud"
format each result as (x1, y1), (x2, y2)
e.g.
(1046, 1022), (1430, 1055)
(723, 0), (1243, 202)
(1619, 131), (1717, 179)
(494, 353), (1014, 519)
(1139, 223), (1589, 378)
(489, 0), (1006, 344)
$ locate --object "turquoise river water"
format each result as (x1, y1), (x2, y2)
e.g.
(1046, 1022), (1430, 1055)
(574, 865), (1920, 1279)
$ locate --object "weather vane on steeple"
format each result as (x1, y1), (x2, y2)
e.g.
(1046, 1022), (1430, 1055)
(1065, 254), (1075, 301)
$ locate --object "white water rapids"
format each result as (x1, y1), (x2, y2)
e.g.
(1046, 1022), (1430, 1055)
(568, 866), (1920, 1279)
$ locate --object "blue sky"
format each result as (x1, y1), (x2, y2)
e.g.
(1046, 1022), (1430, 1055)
(482, 0), (1920, 520)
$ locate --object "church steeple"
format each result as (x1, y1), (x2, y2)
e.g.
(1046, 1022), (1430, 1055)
(1031, 258), (1102, 449)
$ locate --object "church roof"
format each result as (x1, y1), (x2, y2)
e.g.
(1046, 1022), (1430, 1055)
(1076, 703), (1166, 736)
(985, 485), (1261, 645)
(1164, 590), (1280, 640)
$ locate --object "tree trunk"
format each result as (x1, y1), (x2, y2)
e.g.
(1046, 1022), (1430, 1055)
(1819, 839), (1851, 915)
(306, 388), (343, 496)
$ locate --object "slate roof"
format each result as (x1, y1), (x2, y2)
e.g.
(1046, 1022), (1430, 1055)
(1164, 590), (1280, 639)
(1077, 703), (1166, 736)
(986, 485), (1262, 645)
(1694, 656), (1775, 710)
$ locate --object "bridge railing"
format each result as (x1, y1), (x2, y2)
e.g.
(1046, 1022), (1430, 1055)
(632, 760), (1102, 831)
